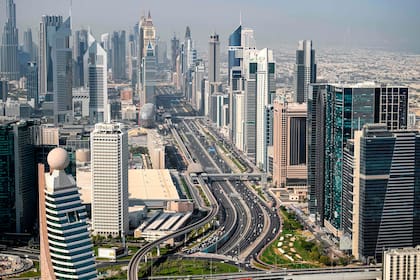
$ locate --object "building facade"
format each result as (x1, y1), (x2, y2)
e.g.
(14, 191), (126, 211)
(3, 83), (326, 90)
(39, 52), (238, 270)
(208, 33), (220, 84)
(39, 148), (97, 279)
(0, 120), (38, 234)
(273, 99), (307, 187)
(84, 33), (108, 124)
(0, 0), (19, 81)
(294, 40), (316, 103)
(307, 84), (408, 231)
(342, 124), (420, 263)
(38, 15), (72, 123)
(383, 246), (420, 280)
(111, 31), (126, 81)
(91, 123), (129, 237)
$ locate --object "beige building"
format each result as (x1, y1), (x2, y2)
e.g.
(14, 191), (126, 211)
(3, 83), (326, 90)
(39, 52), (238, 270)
(383, 246), (420, 280)
(128, 169), (179, 208)
(272, 99), (307, 188)
(147, 129), (165, 169)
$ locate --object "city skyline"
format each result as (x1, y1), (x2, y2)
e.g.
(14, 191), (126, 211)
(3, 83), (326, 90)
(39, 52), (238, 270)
(2, 0), (419, 53)
(0, 0), (419, 278)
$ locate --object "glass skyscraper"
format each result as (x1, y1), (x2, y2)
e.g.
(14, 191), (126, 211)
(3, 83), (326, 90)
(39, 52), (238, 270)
(342, 124), (420, 263)
(307, 84), (408, 232)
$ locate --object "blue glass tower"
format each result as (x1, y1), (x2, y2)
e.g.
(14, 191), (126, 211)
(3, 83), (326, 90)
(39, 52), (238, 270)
(228, 25), (241, 84)
(308, 84), (408, 232)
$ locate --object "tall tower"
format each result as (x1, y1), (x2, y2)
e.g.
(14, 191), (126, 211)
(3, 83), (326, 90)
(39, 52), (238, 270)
(39, 15), (73, 123)
(84, 33), (108, 124)
(73, 29), (88, 87)
(141, 42), (157, 105)
(307, 84), (409, 231)
(273, 99), (307, 188)
(255, 48), (275, 171)
(208, 33), (220, 83)
(170, 35), (179, 72)
(0, 121), (37, 234)
(0, 0), (19, 80)
(138, 11), (156, 89)
(342, 124), (420, 263)
(111, 31), (126, 81)
(294, 40), (316, 103)
(26, 61), (38, 107)
(39, 148), (97, 279)
(23, 28), (34, 60)
(91, 123), (129, 237)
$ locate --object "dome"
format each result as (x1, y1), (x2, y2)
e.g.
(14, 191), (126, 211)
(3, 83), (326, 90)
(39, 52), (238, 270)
(47, 147), (69, 170)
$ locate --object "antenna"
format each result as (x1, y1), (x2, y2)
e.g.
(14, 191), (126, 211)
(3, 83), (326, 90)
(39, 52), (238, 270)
(239, 10), (242, 26)
(69, 0), (72, 29)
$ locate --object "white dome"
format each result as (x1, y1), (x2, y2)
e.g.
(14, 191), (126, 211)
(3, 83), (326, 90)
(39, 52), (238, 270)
(47, 147), (69, 170)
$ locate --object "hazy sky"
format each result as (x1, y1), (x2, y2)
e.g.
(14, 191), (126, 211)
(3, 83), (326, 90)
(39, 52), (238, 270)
(9, 0), (420, 53)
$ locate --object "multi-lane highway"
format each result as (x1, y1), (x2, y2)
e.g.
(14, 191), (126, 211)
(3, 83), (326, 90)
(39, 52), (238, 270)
(179, 118), (280, 266)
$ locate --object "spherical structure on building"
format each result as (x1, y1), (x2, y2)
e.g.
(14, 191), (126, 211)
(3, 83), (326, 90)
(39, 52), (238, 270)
(47, 147), (69, 170)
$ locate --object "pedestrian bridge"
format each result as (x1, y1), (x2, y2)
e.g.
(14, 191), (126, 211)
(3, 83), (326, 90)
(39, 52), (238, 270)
(202, 172), (268, 182)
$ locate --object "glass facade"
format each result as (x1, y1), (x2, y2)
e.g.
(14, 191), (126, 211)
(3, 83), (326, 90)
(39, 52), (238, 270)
(308, 85), (408, 231)
(0, 125), (15, 233)
(343, 125), (420, 263)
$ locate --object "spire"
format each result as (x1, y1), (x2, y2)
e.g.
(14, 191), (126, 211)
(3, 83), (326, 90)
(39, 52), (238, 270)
(185, 26), (191, 39)
(239, 10), (242, 26)
(69, 0), (72, 29)
(148, 10), (151, 19)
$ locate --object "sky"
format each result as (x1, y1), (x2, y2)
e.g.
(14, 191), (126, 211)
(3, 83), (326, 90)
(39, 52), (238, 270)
(7, 0), (420, 53)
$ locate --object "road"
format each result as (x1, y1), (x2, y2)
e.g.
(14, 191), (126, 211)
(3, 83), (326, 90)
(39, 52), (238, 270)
(180, 119), (279, 265)
(143, 266), (382, 280)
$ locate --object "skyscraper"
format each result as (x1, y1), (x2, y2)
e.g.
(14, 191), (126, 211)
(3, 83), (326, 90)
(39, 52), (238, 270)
(170, 35), (179, 72)
(111, 31), (126, 81)
(26, 61), (38, 107)
(0, 120), (37, 234)
(73, 29), (88, 87)
(228, 24), (256, 146)
(307, 84), (409, 231)
(228, 25), (242, 85)
(208, 33), (220, 83)
(91, 123), (129, 237)
(294, 40), (316, 103)
(0, 0), (19, 81)
(38, 15), (73, 123)
(23, 28), (35, 60)
(138, 12), (156, 89)
(0, 79), (8, 102)
(84, 33), (108, 124)
(272, 99), (307, 188)
(141, 42), (157, 105)
(342, 124), (420, 263)
(39, 148), (97, 279)
(255, 48), (275, 171)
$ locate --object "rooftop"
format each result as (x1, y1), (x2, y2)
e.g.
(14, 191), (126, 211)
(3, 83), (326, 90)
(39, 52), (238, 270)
(128, 169), (180, 201)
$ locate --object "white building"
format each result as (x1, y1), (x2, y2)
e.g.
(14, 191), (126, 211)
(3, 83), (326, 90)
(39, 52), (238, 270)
(84, 33), (108, 124)
(39, 148), (97, 279)
(383, 246), (420, 280)
(91, 123), (128, 237)
(255, 48), (275, 171)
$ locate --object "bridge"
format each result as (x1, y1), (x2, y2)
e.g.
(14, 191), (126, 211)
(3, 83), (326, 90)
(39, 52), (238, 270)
(202, 172), (268, 182)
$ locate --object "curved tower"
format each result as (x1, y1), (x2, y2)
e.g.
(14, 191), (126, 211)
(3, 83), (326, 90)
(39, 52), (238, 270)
(39, 148), (97, 280)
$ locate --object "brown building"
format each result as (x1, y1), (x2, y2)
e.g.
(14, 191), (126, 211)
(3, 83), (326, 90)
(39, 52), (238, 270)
(272, 99), (307, 188)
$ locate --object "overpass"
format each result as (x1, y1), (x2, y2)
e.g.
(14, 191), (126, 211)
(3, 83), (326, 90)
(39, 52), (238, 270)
(202, 173), (268, 182)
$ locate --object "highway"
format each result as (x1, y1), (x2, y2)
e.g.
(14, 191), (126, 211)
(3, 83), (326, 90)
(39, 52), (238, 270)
(143, 266), (382, 280)
(180, 119), (278, 265)
(127, 118), (219, 279)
